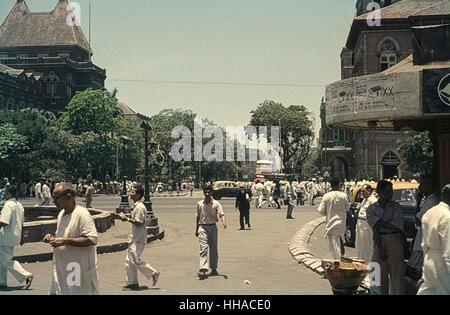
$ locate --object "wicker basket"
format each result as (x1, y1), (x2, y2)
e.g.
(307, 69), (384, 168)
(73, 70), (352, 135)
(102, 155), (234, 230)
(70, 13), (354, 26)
(322, 257), (369, 293)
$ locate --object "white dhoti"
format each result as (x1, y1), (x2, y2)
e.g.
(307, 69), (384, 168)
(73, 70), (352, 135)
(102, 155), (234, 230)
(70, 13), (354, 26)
(355, 219), (374, 265)
(327, 234), (343, 260)
(49, 206), (99, 295)
(125, 242), (158, 286)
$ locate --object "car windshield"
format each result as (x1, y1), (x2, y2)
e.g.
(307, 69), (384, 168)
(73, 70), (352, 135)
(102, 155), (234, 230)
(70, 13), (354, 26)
(392, 189), (417, 204)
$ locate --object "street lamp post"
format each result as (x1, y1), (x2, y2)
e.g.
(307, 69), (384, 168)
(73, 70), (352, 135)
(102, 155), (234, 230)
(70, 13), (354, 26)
(141, 121), (155, 220)
(116, 176), (131, 214)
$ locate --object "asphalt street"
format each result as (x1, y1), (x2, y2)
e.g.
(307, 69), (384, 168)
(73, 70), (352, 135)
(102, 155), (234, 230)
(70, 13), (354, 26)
(2, 193), (335, 295)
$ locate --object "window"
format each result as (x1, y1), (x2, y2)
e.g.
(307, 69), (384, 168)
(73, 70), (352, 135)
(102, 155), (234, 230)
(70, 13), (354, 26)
(333, 130), (340, 142)
(46, 72), (60, 97)
(58, 53), (69, 58)
(66, 73), (75, 98)
(380, 53), (397, 71)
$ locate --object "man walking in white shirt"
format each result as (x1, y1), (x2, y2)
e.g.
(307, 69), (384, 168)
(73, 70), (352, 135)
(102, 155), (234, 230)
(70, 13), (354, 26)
(43, 182), (99, 295)
(35, 180), (42, 206)
(195, 185), (227, 279)
(0, 185), (33, 290)
(120, 186), (160, 290)
(417, 184), (450, 295)
(284, 178), (296, 219)
(41, 181), (52, 206)
(407, 175), (439, 280)
(318, 178), (349, 259)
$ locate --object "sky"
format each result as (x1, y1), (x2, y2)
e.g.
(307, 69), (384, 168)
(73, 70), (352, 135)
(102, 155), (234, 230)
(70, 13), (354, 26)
(0, 0), (356, 139)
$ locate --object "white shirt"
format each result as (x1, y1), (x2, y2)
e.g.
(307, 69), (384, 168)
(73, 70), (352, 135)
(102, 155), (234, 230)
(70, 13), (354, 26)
(358, 195), (378, 220)
(35, 182), (42, 195)
(128, 201), (147, 243)
(284, 183), (295, 199)
(414, 193), (440, 252)
(318, 191), (349, 237)
(419, 202), (450, 295)
(0, 198), (24, 246)
(42, 184), (51, 199)
(197, 199), (225, 225)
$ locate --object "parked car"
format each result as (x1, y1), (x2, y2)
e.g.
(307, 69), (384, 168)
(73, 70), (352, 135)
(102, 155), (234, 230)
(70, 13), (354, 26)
(212, 181), (240, 200)
(344, 182), (419, 248)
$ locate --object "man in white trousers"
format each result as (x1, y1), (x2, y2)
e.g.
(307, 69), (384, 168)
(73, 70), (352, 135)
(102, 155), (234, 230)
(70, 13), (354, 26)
(195, 185), (227, 279)
(0, 185), (33, 290)
(120, 186), (160, 290)
(417, 184), (450, 295)
(318, 178), (349, 259)
(35, 180), (42, 206)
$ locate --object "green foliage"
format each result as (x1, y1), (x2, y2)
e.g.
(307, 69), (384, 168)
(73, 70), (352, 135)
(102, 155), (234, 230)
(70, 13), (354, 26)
(302, 147), (322, 178)
(249, 100), (315, 174)
(0, 122), (26, 160)
(398, 131), (434, 175)
(58, 88), (122, 135)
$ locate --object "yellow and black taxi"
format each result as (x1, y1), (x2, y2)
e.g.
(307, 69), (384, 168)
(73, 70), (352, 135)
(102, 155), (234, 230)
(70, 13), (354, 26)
(211, 181), (240, 200)
(345, 182), (419, 249)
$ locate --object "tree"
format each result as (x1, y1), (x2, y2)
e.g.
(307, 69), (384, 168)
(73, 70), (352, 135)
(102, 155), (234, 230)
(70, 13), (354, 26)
(57, 88), (140, 180)
(302, 147), (322, 178)
(249, 100), (315, 175)
(398, 131), (433, 175)
(58, 88), (122, 136)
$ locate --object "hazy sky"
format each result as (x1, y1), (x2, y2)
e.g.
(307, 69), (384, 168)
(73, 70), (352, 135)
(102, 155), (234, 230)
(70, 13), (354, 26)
(0, 0), (356, 137)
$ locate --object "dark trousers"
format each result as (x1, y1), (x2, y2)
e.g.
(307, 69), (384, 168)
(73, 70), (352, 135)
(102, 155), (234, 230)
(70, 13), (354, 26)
(296, 192), (303, 205)
(239, 208), (250, 229)
(274, 198), (281, 209)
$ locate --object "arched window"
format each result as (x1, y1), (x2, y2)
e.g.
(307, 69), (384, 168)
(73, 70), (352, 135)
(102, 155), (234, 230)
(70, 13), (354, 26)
(378, 38), (400, 71)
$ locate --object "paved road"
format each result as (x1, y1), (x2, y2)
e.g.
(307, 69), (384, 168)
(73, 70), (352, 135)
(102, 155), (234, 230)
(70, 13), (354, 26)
(2, 194), (334, 295)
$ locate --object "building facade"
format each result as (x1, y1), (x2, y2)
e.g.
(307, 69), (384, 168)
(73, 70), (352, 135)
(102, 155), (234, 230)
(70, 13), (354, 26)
(320, 0), (450, 180)
(0, 64), (45, 110)
(0, 0), (106, 112)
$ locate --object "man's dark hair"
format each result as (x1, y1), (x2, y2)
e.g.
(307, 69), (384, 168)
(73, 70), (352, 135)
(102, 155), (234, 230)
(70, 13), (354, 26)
(203, 185), (213, 193)
(441, 184), (450, 205)
(376, 180), (393, 194)
(4, 185), (18, 198)
(134, 186), (145, 198)
(330, 178), (340, 188)
(363, 184), (373, 192)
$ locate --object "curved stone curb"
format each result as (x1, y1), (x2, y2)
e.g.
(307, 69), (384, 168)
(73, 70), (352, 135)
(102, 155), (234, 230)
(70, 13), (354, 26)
(288, 217), (326, 276)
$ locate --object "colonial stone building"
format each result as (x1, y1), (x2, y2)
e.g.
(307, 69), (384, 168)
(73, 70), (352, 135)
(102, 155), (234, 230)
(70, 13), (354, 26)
(320, 0), (450, 180)
(0, 0), (106, 112)
(0, 63), (45, 109)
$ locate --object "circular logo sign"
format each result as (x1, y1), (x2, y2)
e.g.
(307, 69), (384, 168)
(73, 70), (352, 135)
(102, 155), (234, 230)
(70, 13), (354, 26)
(438, 73), (450, 107)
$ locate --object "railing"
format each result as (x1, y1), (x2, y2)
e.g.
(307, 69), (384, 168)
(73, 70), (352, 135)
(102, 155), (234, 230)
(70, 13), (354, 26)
(0, 56), (106, 75)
